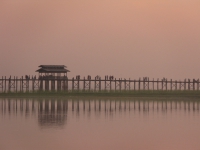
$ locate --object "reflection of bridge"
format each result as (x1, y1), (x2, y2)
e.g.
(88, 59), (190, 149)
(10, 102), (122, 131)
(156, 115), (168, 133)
(0, 99), (200, 127)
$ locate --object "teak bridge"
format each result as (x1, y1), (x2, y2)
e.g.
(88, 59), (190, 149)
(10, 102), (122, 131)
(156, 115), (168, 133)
(1, 65), (200, 93)
(0, 75), (200, 93)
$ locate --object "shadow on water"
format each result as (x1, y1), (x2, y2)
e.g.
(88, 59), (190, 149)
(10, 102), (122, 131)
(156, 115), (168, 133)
(0, 98), (200, 128)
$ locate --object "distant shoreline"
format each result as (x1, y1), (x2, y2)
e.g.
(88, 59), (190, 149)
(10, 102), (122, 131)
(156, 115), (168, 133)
(0, 90), (200, 99)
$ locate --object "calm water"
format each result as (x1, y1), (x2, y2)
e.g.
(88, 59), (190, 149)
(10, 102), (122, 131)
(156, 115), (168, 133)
(0, 98), (200, 150)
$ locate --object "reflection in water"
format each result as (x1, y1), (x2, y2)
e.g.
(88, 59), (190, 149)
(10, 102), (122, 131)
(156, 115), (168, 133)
(0, 98), (199, 128)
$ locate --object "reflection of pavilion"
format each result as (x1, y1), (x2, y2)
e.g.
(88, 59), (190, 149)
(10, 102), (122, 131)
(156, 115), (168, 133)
(38, 100), (68, 127)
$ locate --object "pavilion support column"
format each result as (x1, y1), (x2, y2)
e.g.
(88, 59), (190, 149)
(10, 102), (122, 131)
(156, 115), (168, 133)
(45, 79), (49, 91)
(57, 78), (61, 91)
(51, 80), (55, 91)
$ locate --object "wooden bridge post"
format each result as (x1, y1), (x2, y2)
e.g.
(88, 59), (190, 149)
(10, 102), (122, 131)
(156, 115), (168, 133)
(114, 78), (116, 91)
(45, 78), (49, 91)
(188, 79), (190, 90)
(22, 76), (24, 92)
(5, 76), (6, 93)
(166, 79), (167, 90)
(157, 78), (159, 90)
(119, 78), (121, 91)
(175, 80), (177, 90)
(89, 77), (91, 91)
(27, 76), (29, 92)
(1, 76), (3, 93)
(193, 79), (195, 90)
(134, 79), (136, 91)
(197, 79), (199, 91)
(66, 77), (68, 92)
(95, 77), (97, 91)
(16, 76), (18, 92)
(148, 77), (149, 90)
(51, 79), (55, 91)
(143, 77), (145, 90)
(40, 78), (43, 91)
(99, 77), (101, 91)
(170, 79), (172, 91)
(14, 76), (16, 92)
(57, 78), (61, 91)
(31, 76), (33, 91)
(161, 79), (163, 90)
(78, 77), (80, 91)
(153, 78), (154, 91)
(83, 77), (85, 91)
(179, 81), (181, 90)
(72, 77), (74, 91)
(104, 76), (106, 91)
(124, 79), (126, 90)
(138, 78), (141, 91)
(184, 79), (186, 90)
(8, 76), (11, 92)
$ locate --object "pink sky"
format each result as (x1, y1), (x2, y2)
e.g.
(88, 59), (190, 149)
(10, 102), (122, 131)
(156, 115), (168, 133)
(0, 1), (200, 80)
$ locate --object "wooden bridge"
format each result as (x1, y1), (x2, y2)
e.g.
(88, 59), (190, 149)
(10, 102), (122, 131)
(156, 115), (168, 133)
(0, 75), (200, 92)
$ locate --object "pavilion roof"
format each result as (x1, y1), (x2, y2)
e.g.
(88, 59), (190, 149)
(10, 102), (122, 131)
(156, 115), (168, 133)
(36, 65), (70, 73)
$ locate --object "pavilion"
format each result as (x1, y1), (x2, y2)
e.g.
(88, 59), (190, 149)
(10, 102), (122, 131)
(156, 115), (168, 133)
(36, 65), (70, 79)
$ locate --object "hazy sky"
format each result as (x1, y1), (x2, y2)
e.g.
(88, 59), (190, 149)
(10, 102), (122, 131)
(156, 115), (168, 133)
(0, 1), (200, 80)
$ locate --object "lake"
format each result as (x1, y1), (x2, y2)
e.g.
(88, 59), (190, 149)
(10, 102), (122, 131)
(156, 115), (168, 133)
(0, 97), (200, 150)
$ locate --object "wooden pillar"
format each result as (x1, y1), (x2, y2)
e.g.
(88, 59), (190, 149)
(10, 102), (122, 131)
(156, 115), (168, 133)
(170, 79), (172, 91)
(31, 76), (34, 92)
(157, 78), (159, 90)
(89, 79), (91, 91)
(153, 78), (154, 91)
(114, 78), (116, 91)
(184, 79), (186, 90)
(83, 77), (85, 91)
(143, 77), (145, 90)
(22, 76), (24, 92)
(188, 79), (190, 90)
(57, 78), (61, 91)
(110, 78), (111, 91)
(72, 77), (74, 91)
(20, 77), (22, 92)
(95, 78), (97, 91)
(197, 79), (199, 91)
(45, 79), (49, 91)
(77, 77), (80, 91)
(148, 77), (149, 90)
(124, 79), (126, 90)
(8, 76), (11, 92)
(1, 76), (3, 93)
(166, 79), (167, 90)
(27, 77), (29, 92)
(16, 76), (18, 93)
(51, 79), (55, 91)
(104, 76), (106, 90)
(5, 76), (6, 93)
(193, 79), (195, 90)
(175, 80), (177, 90)
(119, 79), (121, 91)
(138, 78), (141, 91)
(134, 80), (136, 91)
(66, 78), (68, 92)
(40, 79), (43, 91)
(99, 78), (101, 91)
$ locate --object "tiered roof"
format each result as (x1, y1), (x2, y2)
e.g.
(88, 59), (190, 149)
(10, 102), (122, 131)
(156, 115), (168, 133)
(36, 65), (70, 73)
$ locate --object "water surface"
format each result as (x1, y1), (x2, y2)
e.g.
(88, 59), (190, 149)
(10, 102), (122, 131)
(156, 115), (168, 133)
(0, 98), (200, 150)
